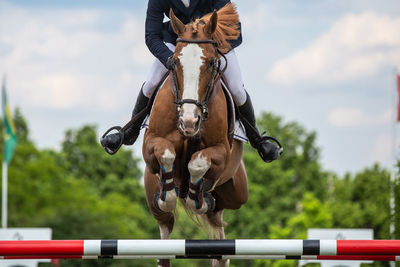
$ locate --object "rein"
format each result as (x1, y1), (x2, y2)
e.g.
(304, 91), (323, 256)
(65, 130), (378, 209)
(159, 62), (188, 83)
(170, 38), (226, 121)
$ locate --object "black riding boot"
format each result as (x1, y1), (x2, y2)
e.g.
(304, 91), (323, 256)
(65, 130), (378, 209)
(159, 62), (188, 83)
(101, 85), (149, 151)
(238, 91), (281, 162)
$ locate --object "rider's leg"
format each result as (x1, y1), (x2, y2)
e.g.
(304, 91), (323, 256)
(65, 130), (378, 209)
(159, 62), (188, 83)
(221, 49), (280, 162)
(141, 43), (175, 98)
(101, 44), (175, 151)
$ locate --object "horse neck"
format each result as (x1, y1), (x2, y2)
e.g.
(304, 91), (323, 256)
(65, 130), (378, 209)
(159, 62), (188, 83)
(147, 78), (179, 134)
(201, 83), (229, 144)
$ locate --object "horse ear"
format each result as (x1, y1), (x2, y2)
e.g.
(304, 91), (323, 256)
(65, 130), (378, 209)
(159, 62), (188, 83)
(169, 9), (185, 35)
(205, 10), (218, 35)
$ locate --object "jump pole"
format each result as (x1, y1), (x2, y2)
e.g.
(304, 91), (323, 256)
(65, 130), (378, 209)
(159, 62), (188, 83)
(1, 239), (400, 259)
(1, 255), (400, 261)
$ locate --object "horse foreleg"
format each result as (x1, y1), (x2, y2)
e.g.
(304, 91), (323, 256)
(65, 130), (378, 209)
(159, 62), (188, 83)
(157, 216), (174, 267)
(207, 210), (229, 267)
(157, 221), (174, 267)
(186, 145), (226, 214)
(144, 167), (174, 267)
(144, 137), (178, 212)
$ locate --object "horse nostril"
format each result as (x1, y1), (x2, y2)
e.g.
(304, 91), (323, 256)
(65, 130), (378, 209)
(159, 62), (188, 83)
(195, 115), (201, 127)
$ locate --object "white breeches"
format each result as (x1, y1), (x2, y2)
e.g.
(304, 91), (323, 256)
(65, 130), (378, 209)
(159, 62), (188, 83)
(142, 43), (247, 106)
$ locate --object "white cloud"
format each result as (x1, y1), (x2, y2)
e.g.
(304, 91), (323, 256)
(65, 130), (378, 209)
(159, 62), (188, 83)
(0, 4), (103, 60)
(239, 3), (271, 34)
(328, 107), (391, 127)
(267, 11), (400, 85)
(121, 16), (152, 66)
(15, 73), (83, 109)
(0, 3), (151, 112)
(12, 72), (136, 112)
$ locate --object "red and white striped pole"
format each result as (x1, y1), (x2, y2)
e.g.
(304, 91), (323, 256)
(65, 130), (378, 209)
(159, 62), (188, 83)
(1, 240), (400, 258)
(1, 255), (400, 261)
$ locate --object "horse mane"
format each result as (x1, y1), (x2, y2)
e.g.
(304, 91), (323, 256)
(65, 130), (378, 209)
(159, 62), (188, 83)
(195, 3), (240, 54)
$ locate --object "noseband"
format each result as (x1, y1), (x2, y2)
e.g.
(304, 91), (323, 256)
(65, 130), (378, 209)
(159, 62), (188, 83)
(170, 38), (226, 121)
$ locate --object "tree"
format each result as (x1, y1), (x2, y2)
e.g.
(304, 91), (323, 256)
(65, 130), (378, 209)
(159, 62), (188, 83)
(1, 110), (159, 266)
(330, 164), (391, 238)
(224, 112), (330, 240)
(61, 125), (143, 200)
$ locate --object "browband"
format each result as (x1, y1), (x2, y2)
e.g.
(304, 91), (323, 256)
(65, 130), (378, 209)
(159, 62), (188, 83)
(176, 38), (217, 46)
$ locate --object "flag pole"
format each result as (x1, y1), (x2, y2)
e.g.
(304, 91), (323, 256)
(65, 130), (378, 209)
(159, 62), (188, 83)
(390, 67), (398, 240)
(1, 74), (7, 229)
(1, 74), (17, 229)
(389, 67), (398, 267)
(1, 161), (7, 228)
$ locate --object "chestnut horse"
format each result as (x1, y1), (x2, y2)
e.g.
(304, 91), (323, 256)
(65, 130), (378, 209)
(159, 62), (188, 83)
(142, 4), (248, 267)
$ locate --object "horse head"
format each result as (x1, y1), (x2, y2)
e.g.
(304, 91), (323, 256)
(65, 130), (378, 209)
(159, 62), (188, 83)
(169, 9), (220, 137)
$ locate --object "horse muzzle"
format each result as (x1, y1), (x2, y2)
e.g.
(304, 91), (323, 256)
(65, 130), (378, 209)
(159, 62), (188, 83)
(178, 105), (201, 137)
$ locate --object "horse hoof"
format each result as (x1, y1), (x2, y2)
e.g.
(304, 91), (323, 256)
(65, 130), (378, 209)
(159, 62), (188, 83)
(153, 191), (162, 212)
(186, 192), (215, 214)
(204, 192), (215, 213)
(211, 258), (229, 267)
(158, 258), (171, 267)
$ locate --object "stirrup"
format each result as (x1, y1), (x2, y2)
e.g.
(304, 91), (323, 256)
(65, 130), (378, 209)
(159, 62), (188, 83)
(101, 126), (124, 155)
(257, 132), (284, 160)
(260, 132), (283, 153)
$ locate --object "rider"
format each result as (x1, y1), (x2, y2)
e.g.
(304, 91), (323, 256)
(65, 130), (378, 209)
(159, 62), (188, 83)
(101, 0), (281, 162)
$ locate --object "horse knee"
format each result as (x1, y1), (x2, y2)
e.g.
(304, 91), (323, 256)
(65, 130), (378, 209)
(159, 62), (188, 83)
(188, 152), (211, 183)
(157, 147), (176, 172)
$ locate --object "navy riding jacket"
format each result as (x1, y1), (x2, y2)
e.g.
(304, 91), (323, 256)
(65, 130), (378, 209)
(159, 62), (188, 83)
(145, 0), (242, 67)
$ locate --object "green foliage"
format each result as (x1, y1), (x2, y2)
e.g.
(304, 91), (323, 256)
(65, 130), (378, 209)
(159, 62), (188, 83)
(269, 193), (333, 240)
(330, 164), (391, 239)
(0, 109), (395, 267)
(225, 112), (330, 243)
(61, 125), (143, 200)
(13, 108), (30, 144)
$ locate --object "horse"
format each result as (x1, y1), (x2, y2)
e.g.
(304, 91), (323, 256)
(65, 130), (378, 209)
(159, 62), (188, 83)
(142, 4), (248, 267)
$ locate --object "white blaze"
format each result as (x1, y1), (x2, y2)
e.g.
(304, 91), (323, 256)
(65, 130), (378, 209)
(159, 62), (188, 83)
(178, 44), (204, 117)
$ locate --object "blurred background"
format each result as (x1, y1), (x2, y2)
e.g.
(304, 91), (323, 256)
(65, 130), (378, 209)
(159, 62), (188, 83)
(0, 0), (400, 266)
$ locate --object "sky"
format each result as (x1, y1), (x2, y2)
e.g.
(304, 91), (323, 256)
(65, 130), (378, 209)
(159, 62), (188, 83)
(0, 0), (400, 176)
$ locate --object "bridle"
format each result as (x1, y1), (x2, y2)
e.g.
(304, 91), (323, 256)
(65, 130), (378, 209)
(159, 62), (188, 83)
(170, 38), (227, 121)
